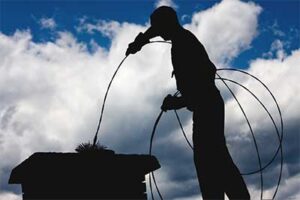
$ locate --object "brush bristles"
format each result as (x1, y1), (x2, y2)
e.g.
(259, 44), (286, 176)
(75, 142), (107, 153)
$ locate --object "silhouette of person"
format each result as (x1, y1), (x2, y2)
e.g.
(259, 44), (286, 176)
(126, 6), (250, 200)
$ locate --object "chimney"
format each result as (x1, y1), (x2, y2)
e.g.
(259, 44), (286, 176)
(9, 151), (160, 199)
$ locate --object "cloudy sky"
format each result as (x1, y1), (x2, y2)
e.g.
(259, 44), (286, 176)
(0, 0), (299, 199)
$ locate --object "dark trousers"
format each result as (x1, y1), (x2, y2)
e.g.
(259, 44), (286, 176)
(192, 90), (250, 200)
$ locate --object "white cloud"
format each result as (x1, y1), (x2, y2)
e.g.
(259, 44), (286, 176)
(0, 23), (174, 197)
(246, 173), (300, 199)
(275, 173), (300, 199)
(247, 50), (300, 123)
(220, 48), (300, 198)
(155, 0), (178, 9)
(1, 0), (299, 199)
(76, 18), (121, 38)
(185, 0), (262, 65)
(272, 39), (286, 60)
(262, 39), (287, 60)
(269, 20), (285, 37)
(39, 17), (57, 30)
(0, 192), (21, 200)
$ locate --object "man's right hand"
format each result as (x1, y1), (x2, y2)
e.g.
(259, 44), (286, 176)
(125, 33), (149, 56)
(161, 94), (187, 111)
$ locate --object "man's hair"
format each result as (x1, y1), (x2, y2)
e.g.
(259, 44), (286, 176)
(150, 6), (179, 28)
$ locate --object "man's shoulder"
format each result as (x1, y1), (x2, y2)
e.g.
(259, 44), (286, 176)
(181, 28), (198, 39)
(177, 28), (203, 47)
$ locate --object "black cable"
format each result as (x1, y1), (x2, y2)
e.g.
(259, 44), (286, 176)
(175, 77), (283, 200)
(149, 111), (164, 155)
(149, 110), (164, 200)
(174, 110), (193, 150)
(216, 72), (264, 200)
(148, 91), (180, 200)
(216, 77), (283, 199)
(216, 77), (282, 174)
(93, 40), (171, 146)
(91, 40), (171, 199)
(217, 68), (284, 199)
(93, 55), (129, 146)
(93, 40), (283, 200)
(151, 172), (163, 200)
(146, 41), (281, 200)
(174, 77), (283, 175)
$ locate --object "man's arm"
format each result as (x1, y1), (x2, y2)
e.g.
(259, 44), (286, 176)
(125, 27), (158, 56)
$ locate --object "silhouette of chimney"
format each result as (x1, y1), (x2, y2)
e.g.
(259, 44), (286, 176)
(9, 151), (160, 199)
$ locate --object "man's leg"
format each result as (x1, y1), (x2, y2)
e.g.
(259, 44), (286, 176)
(193, 143), (225, 200)
(214, 91), (250, 199)
(223, 148), (250, 199)
(193, 106), (225, 200)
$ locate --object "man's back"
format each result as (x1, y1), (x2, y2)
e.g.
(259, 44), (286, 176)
(171, 27), (217, 109)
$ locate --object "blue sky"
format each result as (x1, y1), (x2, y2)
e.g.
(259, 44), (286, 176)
(0, 0), (300, 199)
(1, 0), (299, 67)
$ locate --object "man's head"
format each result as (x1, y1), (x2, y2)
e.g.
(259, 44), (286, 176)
(150, 6), (180, 40)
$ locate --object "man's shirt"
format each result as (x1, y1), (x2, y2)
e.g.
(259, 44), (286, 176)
(171, 28), (217, 110)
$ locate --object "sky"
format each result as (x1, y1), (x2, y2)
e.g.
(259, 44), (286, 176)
(0, 0), (299, 199)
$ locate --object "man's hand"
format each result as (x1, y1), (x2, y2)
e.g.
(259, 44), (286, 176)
(161, 94), (178, 111)
(125, 33), (149, 56)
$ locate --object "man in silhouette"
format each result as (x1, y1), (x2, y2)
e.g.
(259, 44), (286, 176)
(126, 6), (250, 200)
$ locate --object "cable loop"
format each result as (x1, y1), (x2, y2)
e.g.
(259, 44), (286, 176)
(93, 41), (283, 200)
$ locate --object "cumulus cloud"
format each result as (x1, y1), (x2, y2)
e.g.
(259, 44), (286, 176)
(1, 0), (299, 199)
(275, 173), (300, 199)
(185, 0), (262, 65)
(76, 17), (121, 38)
(218, 48), (300, 199)
(39, 17), (57, 30)
(262, 39), (287, 60)
(0, 192), (21, 200)
(0, 23), (174, 198)
(155, 0), (178, 9)
(269, 20), (285, 37)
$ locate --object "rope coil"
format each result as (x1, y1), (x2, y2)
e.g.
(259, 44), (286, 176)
(92, 41), (283, 200)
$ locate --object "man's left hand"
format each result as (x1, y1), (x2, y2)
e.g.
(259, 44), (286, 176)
(161, 94), (177, 111)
